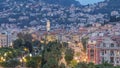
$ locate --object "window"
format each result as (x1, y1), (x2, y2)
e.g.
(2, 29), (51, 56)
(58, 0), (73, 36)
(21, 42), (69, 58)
(102, 57), (104, 62)
(105, 50), (106, 54)
(103, 43), (106, 47)
(110, 57), (114, 63)
(101, 50), (104, 55)
(117, 50), (119, 56)
(90, 49), (94, 57)
(111, 43), (114, 47)
(117, 61), (119, 63)
(110, 50), (114, 56)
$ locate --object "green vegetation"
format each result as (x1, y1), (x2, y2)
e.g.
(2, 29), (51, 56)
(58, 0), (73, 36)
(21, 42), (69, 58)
(41, 41), (71, 68)
(0, 47), (21, 60)
(65, 48), (74, 65)
(0, 48), (21, 67)
(26, 55), (41, 68)
(13, 33), (33, 53)
(75, 62), (120, 68)
(0, 59), (20, 67)
(0, 33), (119, 68)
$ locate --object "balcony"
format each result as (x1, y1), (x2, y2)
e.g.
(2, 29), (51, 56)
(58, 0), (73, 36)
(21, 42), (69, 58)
(98, 47), (120, 49)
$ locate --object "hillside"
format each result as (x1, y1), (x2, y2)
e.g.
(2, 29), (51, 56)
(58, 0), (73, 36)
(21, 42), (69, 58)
(0, 0), (120, 27)
(92, 0), (120, 14)
(42, 0), (80, 6)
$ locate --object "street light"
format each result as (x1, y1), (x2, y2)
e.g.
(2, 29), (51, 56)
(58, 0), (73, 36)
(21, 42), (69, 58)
(1, 57), (3, 60)
(3, 59), (6, 62)
(20, 58), (23, 67)
(0, 57), (3, 62)
(20, 59), (22, 63)
(4, 53), (7, 61)
(23, 57), (27, 62)
(9, 51), (12, 54)
(20, 56), (27, 67)
(29, 53), (32, 60)
(4, 53), (7, 57)
(29, 53), (32, 57)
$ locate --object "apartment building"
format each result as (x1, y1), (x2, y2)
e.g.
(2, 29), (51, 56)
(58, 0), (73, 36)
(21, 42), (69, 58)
(87, 36), (120, 66)
(0, 33), (8, 47)
(0, 32), (17, 47)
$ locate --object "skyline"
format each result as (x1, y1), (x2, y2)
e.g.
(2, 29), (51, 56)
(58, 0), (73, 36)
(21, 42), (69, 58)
(77, 0), (105, 5)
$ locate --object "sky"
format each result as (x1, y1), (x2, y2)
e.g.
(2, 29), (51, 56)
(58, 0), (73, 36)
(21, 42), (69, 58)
(77, 0), (105, 5)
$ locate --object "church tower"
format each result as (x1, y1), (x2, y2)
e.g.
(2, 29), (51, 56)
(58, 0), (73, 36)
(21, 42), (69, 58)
(46, 20), (50, 31)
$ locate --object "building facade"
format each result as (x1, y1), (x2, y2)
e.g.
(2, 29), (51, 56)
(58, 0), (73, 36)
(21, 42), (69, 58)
(0, 32), (17, 47)
(87, 37), (120, 66)
(0, 33), (8, 47)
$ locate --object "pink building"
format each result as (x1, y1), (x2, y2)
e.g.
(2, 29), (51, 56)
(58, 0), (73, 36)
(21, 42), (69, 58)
(87, 36), (120, 65)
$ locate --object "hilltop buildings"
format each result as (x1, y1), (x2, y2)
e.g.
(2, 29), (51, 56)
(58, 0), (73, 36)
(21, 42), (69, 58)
(0, 21), (120, 66)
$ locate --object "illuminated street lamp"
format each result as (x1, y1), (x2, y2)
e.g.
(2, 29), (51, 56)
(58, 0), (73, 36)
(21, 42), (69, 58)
(1, 57), (3, 60)
(29, 53), (32, 60)
(0, 57), (3, 62)
(20, 58), (23, 67)
(20, 56), (27, 67)
(29, 53), (32, 57)
(83, 56), (87, 62)
(20, 59), (22, 63)
(4, 53), (7, 57)
(3, 59), (6, 62)
(4, 53), (7, 61)
(23, 57), (27, 62)
(77, 60), (80, 63)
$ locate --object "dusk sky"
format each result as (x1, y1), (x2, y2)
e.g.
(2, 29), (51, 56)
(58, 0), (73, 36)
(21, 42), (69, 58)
(77, 0), (105, 5)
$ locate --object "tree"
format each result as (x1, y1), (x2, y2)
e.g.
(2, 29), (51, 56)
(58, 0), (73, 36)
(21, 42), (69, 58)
(59, 63), (66, 68)
(75, 62), (88, 68)
(69, 60), (77, 68)
(26, 60), (37, 68)
(13, 33), (34, 53)
(41, 41), (68, 68)
(24, 41), (33, 53)
(42, 58), (58, 68)
(17, 32), (32, 42)
(25, 55), (41, 68)
(0, 59), (20, 67)
(65, 48), (74, 65)
(32, 40), (41, 47)
(88, 62), (95, 68)
(32, 56), (41, 67)
(0, 47), (22, 61)
(95, 62), (114, 68)
(13, 39), (23, 49)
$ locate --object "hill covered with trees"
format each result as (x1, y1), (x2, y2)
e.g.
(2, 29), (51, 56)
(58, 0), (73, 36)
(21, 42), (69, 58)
(41, 0), (80, 6)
